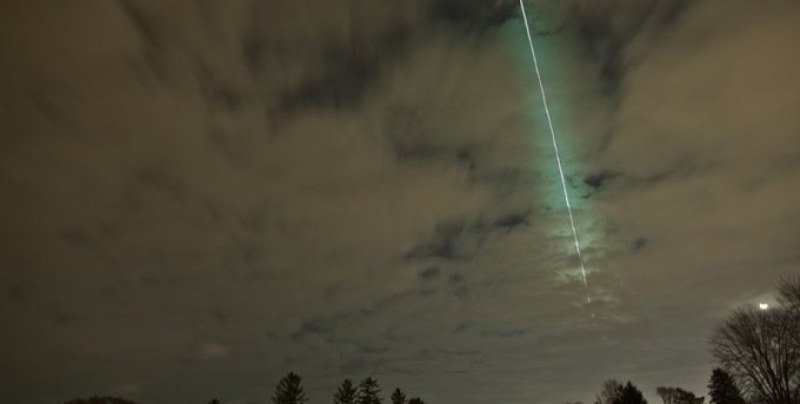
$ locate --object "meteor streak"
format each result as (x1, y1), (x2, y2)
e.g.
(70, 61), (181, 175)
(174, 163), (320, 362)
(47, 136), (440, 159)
(519, 0), (592, 304)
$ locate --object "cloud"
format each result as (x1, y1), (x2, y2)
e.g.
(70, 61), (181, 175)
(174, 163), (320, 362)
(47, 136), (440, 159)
(1, 1), (799, 404)
(198, 341), (231, 360)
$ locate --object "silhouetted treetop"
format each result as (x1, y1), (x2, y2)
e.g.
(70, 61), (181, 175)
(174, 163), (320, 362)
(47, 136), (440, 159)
(334, 378), (358, 404)
(616, 382), (647, 404)
(707, 368), (745, 404)
(390, 388), (407, 404)
(272, 372), (309, 404)
(657, 387), (704, 404)
(778, 275), (800, 310)
(595, 380), (647, 404)
(596, 379), (623, 404)
(357, 377), (382, 404)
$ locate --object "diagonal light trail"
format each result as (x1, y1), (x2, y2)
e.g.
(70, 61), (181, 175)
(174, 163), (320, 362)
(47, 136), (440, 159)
(519, 0), (591, 304)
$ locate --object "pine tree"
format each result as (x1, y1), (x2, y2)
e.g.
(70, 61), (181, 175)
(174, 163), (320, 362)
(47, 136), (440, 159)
(390, 388), (406, 404)
(707, 368), (745, 404)
(334, 379), (358, 404)
(272, 372), (309, 404)
(357, 377), (382, 404)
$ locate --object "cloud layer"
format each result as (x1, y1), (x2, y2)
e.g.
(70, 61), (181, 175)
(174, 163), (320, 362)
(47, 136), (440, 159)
(1, 1), (798, 403)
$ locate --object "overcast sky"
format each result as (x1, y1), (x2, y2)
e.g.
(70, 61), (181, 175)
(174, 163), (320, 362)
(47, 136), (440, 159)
(1, 1), (799, 403)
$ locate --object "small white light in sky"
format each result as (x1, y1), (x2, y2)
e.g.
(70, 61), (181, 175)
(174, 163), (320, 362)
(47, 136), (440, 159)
(759, 303), (770, 310)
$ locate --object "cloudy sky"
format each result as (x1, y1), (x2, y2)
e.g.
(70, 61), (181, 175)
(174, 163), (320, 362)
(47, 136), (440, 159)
(1, 0), (799, 403)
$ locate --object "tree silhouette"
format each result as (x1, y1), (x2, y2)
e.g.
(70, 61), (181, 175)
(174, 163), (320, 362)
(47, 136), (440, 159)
(407, 398), (425, 404)
(656, 387), (676, 404)
(208, 399), (221, 404)
(707, 368), (745, 404)
(596, 380), (623, 404)
(357, 377), (382, 404)
(390, 388), (407, 404)
(615, 382), (647, 404)
(778, 276), (800, 361)
(656, 387), (703, 404)
(334, 379), (358, 404)
(595, 380), (646, 404)
(674, 389), (703, 404)
(710, 279), (800, 404)
(778, 275), (800, 310)
(272, 372), (309, 404)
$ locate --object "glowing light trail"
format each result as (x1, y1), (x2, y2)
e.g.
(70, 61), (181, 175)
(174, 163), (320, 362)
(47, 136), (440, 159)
(519, 0), (591, 304)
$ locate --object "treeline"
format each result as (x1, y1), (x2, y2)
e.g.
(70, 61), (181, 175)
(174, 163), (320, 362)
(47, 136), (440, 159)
(586, 372), (734, 404)
(266, 372), (426, 404)
(63, 373), (423, 404)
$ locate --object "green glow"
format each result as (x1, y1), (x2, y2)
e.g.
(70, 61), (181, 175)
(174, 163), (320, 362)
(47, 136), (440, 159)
(503, 7), (599, 294)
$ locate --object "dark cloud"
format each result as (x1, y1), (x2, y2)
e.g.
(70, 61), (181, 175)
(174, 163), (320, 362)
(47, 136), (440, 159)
(291, 320), (333, 341)
(492, 209), (532, 231)
(583, 170), (616, 190)
(434, 0), (518, 30)
(418, 266), (442, 282)
(631, 237), (648, 252)
(566, 0), (697, 93)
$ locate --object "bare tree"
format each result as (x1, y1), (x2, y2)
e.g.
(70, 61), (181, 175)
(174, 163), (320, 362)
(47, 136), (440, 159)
(656, 387), (676, 404)
(778, 275), (800, 311)
(710, 303), (800, 404)
(596, 380), (623, 404)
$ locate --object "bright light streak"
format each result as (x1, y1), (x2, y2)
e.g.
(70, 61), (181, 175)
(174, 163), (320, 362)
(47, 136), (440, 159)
(759, 303), (769, 310)
(519, 0), (591, 304)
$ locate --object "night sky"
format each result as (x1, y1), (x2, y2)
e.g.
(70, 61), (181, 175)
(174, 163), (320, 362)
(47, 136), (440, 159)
(2, 1), (799, 403)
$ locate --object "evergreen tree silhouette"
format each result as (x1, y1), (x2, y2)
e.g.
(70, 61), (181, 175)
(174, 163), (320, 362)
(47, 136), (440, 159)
(357, 377), (382, 404)
(707, 368), (745, 404)
(272, 372), (309, 404)
(390, 388), (406, 404)
(334, 379), (358, 404)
